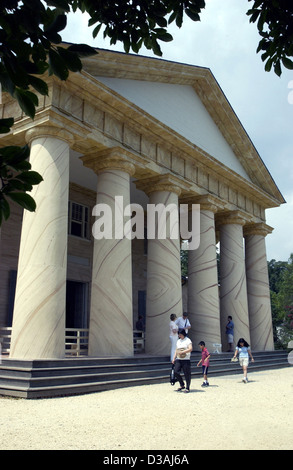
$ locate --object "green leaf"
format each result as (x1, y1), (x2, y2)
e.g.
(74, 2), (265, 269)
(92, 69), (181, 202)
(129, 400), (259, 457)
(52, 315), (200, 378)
(57, 47), (82, 72)
(157, 32), (173, 42)
(13, 88), (38, 119)
(282, 57), (293, 70)
(6, 192), (37, 212)
(0, 67), (16, 96)
(45, 0), (71, 11)
(151, 37), (162, 56)
(5, 179), (33, 192)
(92, 23), (102, 39)
(0, 145), (30, 168)
(0, 196), (10, 221)
(44, 13), (67, 38)
(264, 57), (273, 72)
(168, 11), (177, 24)
(67, 44), (97, 57)
(17, 171), (43, 185)
(28, 75), (49, 96)
(274, 59), (282, 77)
(185, 10), (200, 22)
(0, 118), (14, 134)
(48, 48), (69, 80)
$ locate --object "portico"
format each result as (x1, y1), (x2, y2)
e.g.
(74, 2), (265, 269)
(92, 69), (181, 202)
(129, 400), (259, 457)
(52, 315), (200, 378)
(0, 49), (284, 360)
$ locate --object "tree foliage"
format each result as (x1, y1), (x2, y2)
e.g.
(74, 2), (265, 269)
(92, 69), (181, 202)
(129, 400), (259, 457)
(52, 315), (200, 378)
(247, 0), (293, 76)
(268, 254), (293, 348)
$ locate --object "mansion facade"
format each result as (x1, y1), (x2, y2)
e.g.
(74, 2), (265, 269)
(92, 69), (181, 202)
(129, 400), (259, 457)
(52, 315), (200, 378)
(0, 48), (285, 359)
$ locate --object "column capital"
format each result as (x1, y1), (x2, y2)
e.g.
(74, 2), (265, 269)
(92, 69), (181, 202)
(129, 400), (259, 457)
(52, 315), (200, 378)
(243, 222), (274, 237)
(81, 147), (136, 176)
(135, 174), (190, 197)
(192, 194), (226, 213)
(216, 210), (252, 227)
(25, 125), (74, 145)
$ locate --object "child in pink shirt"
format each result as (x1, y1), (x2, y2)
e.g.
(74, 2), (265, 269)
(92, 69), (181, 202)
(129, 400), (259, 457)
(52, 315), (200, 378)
(197, 341), (211, 387)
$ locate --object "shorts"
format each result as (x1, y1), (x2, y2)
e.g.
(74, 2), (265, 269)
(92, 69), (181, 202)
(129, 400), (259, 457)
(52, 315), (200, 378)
(202, 365), (209, 375)
(227, 334), (233, 343)
(239, 357), (249, 367)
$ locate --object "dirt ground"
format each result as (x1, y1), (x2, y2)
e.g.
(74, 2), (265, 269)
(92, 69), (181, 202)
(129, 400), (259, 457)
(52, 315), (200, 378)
(0, 366), (292, 451)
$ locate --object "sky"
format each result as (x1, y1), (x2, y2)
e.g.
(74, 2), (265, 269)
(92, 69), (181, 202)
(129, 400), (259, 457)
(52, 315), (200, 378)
(62, 0), (293, 262)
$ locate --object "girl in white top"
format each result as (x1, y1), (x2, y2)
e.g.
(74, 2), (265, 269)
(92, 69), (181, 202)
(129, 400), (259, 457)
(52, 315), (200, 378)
(169, 313), (178, 361)
(233, 338), (254, 383)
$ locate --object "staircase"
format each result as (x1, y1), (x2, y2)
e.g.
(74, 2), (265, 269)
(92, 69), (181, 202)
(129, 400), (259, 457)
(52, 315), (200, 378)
(0, 350), (290, 399)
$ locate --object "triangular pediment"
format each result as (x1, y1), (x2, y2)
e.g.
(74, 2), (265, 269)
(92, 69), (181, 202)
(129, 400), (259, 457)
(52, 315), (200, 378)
(94, 77), (252, 182)
(81, 48), (284, 206)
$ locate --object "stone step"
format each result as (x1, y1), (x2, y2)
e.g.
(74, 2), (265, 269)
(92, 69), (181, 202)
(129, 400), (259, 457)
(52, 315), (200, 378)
(0, 350), (290, 399)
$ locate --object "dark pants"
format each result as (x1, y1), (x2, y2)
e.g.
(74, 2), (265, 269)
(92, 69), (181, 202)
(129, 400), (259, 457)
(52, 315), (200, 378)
(174, 359), (191, 390)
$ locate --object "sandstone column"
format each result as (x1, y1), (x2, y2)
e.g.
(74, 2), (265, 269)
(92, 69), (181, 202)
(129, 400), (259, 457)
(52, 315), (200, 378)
(188, 196), (221, 351)
(82, 149), (135, 356)
(10, 126), (72, 359)
(217, 211), (250, 351)
(136, 175), (183, 356)
(244, 223), (274, 350)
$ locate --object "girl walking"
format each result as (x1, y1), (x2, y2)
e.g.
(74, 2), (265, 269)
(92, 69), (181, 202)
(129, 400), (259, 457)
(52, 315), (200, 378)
(233, 338), (254, 383)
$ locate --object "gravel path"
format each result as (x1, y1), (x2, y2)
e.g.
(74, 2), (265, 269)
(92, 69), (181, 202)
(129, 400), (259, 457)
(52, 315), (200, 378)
(0, 367), (292, 450)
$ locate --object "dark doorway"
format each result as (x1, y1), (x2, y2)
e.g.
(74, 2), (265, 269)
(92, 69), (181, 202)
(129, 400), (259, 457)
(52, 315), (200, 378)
(66, 280), (89, 329)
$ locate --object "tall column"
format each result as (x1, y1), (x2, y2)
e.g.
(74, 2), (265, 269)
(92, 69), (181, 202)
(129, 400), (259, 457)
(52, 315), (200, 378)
(217, 211), (250, 351)
(82, 149), (135, 356)
(136, 175), (183, 356)
(10, 126), (72, 359)
(244, 223), (274, 350)
(188, 196), (221, 351)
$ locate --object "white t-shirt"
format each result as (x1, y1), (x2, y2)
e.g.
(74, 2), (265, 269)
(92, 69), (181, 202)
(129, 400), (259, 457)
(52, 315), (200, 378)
(236, 346), (250, 358)
(169, 320), (178, 338)
(176, 337), (192, 360)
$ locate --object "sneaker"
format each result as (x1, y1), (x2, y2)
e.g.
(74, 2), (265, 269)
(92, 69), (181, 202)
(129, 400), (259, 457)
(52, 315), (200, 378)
(242, 378), (248, 383)
(183, 389), (190, 393)
(201, 382), (209, 387)
(176, 386), (185, 392)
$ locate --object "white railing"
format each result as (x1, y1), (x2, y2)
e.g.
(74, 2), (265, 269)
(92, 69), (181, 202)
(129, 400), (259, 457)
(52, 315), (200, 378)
(65, 328), (89, 356)
(0, 327), (12, 355)
(133, 330), (145, 352)
(0, 327), (90, 357)
(0, 327), (145, 357)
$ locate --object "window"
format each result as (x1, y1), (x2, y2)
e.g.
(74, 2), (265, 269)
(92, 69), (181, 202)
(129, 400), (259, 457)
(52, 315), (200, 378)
(68, 201), (89, 239)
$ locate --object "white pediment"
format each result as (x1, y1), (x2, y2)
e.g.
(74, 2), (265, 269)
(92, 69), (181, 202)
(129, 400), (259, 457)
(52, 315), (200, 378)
(96, 77), (252, 182)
